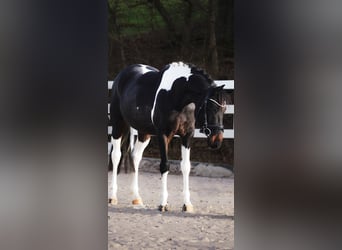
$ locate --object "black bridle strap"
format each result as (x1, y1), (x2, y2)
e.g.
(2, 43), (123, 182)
(199, 98), (225, 137)
(202, 99), (211, 136)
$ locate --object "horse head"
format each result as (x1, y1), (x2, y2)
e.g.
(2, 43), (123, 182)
(196, 85), (229, 149)
(169, 63), (229, 150)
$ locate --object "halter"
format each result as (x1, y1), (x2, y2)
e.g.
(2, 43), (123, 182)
(199, 98), (225, 137)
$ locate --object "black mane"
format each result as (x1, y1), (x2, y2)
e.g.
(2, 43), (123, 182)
(188, 63), (214, 86)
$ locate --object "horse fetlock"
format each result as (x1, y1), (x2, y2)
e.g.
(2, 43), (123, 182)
(182, 204), (194, 213)
(158, 204), (169, 212)
(108, 198), (118, 205)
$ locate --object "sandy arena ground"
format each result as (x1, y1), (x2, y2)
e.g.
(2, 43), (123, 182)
(108, 171), (234, 249)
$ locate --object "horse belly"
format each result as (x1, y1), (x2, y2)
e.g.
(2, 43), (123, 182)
(122, 105), (156, 135)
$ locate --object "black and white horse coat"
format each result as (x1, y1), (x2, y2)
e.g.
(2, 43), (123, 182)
(109, 62), (227, 212)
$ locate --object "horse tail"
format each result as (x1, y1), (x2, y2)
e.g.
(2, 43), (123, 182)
(108, 144), (113, 171)
(119, 127), (136, 174)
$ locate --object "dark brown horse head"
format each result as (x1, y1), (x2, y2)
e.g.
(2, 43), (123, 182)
(196, 85), (230, 149)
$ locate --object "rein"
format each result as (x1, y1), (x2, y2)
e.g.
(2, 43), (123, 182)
(199, 98), (225, 137)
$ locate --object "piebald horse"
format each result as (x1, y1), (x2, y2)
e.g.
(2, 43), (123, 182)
(109, 62), (228, 212)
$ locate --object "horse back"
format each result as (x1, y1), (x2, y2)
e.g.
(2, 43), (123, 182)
(113, 64), (157, 95)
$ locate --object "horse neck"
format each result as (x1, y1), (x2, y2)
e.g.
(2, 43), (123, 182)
(174, 87), (209, 113)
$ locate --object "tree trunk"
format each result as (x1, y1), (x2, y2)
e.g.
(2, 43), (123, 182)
(181, 0), (193, 57)
(108, 0), (126, 67)
(217, 0), (233, 55)
(147, 0), (176, 34)
(206, 0), (219, 77)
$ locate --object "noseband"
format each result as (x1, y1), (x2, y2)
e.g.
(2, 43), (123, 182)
(199, 98), (225, 137)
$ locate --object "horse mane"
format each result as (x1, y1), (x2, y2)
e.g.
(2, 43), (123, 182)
(187, 63), (214, 86)
(161, 62), (215, 86)
(179, 62), (230, 104)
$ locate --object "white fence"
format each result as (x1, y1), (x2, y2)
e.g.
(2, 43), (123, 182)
(108, 80), (234, 144)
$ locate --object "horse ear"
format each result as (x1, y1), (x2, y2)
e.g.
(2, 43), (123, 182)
(215, 85), (225, 91)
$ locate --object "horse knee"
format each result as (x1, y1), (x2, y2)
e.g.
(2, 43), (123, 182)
(160, 161), (170, 175)
(180, 146), (191, 174)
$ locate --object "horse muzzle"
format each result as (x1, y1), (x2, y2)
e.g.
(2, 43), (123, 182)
(200, 125), (224, 149)
(207, 132), (223, 149)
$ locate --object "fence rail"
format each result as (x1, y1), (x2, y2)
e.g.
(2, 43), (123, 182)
(108, 80), (234, 150)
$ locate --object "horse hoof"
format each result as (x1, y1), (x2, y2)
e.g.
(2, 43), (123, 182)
(109, 198), (118, 205)
(158, 204), (169, 212)
(182, 204), (194, 213)
(132, 198), (143, 205)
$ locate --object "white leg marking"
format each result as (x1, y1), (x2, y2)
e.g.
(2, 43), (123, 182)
(110, 137), (121, 203)
(131, 138), (150, 202)
(160, 171), (169, 206)
(181, 146), (192, 206)
(129, 127), (135, 151)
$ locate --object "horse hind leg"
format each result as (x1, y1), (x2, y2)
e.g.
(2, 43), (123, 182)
(109, 136), (121, 205)
(130, 134), (151, 206)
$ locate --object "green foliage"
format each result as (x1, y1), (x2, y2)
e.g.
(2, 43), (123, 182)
(108, 0), (209, 37)
(108, 0), (161, 37)
(108, 0), (234, 79)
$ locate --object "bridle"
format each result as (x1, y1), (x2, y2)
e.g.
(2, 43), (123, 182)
(199, 98), (226, 137)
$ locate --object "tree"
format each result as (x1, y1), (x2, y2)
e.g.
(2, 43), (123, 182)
(206, 0), (219, 77)
(180, 0), (193, 57)
(108, 0), (126, 67)
(107, 0), (234, 79)
(147, 0), (176, 34)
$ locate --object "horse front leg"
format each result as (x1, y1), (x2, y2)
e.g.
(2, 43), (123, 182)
(157, 134), (170, 212)
(181, 136), (194, 212)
